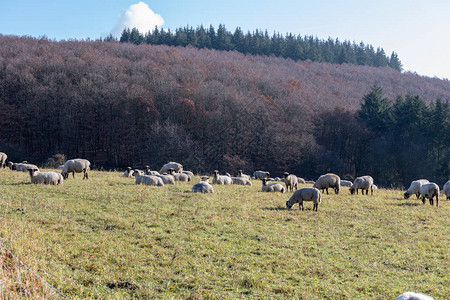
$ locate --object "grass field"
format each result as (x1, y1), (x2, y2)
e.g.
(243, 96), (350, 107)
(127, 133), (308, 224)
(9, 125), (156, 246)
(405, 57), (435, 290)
(0, 169), (448, 299)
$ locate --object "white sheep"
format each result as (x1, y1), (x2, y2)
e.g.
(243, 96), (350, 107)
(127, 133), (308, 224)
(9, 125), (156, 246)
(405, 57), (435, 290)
(27, 168), (63, 185)
(404, 179), (429, 199)
(297, 177), (306, 184)
(159, 162), (183, 174)
(283, 172), (298, 192)
(261, 178), (285, 193)
(61, 158), (90, 179)
(212, 170), (232, 185)
(350, 175), (374, 195)
(340, 180), (353, 187)
(237, 170), (250, 180)
(313, 173), (340, 194)
(420, 183), (440, 206)
(443, 180), (450, 200)
(182, 170), (195, 177)
(395, 292), (434, 300)
(122, 167), (134, 177)
(192, 176), (214, 193)
(134, 171), (164, 186)
(231, 177), (252, 185)
(286, 187), (322, 211)
(253, 170), (270, 180)
(0, 152), (7, 168)
(144, 166), (160, 175)
(10, 162), (39, 172)
(155, 172), (175, 185)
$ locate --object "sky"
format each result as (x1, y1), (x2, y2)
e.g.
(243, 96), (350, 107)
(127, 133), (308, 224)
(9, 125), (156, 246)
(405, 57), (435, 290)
(1, 0), (449, 80)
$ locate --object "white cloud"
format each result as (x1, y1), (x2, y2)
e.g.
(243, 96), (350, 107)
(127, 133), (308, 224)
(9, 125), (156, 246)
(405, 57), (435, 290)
(111, 2), (164, 37)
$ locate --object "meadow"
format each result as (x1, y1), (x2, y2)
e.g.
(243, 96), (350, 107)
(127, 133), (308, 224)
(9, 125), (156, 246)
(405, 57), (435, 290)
(0, 168), (448, 299)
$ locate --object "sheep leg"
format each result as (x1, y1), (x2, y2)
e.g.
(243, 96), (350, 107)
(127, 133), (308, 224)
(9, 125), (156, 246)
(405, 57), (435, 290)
(326, 188), (329, 195)
(299, 202), (304, 211)
(421, 196), (426, 205)
(436, 195), (438, 207)
(365, 189), (368, 195)
(313, 203), (318, 212)
(72, 171), (75, 178)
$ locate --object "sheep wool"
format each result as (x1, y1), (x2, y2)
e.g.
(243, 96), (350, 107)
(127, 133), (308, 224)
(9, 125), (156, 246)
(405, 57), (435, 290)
(286, 187), (322, 211)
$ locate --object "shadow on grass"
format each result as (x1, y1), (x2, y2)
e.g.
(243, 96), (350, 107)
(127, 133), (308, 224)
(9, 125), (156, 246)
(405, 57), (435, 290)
(262, 206), (287, 211)
(3, 182), (31, 185)
(394, 202), (421, 207)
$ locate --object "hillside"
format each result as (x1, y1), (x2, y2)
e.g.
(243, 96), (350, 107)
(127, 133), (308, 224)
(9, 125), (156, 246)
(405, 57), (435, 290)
(0, 35), (449, 186)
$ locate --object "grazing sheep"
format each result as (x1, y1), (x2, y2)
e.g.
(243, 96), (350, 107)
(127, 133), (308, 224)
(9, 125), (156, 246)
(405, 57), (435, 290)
(0, 152), (7, 168)
(28, 168), (63, 185)
(261, 178), (285, 193)
(297, 177), (306, 184)
(340, 180), (353, 187)
(212, 170), (232, 185)
(61, 159), (90, 179)
(420, 183), (440, 206)
(404, 179), (430, 199)
(283, 172), (298, 192)
(395, 292), (434, 300)
(253, 170), (270, 180)
(350, 176), (374, 195)
(159, 162), (183, 174)
(231, 177), (252, 185)
(443, 180), (450, 200)
(9, 162), (39, 172)
(192, 176), (214, 193)
(313, 173), (340, 194)
(286, 187), (322, 211)
(122, 167), (134, 177)
(237, 170), (250, 180)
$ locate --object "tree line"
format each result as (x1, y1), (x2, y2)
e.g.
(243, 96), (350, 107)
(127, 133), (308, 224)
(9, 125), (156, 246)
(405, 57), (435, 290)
(0, 36), (448, 187)
(114, 25), (402, 71)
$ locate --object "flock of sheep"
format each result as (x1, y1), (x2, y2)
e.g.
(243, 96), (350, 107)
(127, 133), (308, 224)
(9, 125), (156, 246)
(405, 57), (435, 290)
(2, 151), (448, 211)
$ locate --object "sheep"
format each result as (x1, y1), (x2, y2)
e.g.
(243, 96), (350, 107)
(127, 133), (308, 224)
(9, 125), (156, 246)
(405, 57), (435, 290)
(273, 177), (282, 181)
(395, 292), (434, 300)
(27, 168), (63, 185)
(192, 176), (214, 193)
(144, 166), (160, 175)
(297, 177), (306, 184)
(372, 184), (378, 190)
(231, 177), (252, 185)
(253, 170), (270, 180)
(61, 158), (90, 179)
(133, 171), (164, 186)
(286, 187), (322, 211)
(340, 180), (353, 187)
(261, 178), (285, 193)
(443, 180), (450, 200)
(9, 162), (39, 172)
(313, 173), (340, 194)
(122, 167), (134, 177)
(167, 168), (191, 182)
(0, 152), (7, 168)
(159, 162), (183, 174)
(212, 170), (232, 185)
(283, 172), (298, 192)
(350, 175), (374, 195)
(237, 170), (250, 180)
(404, 179), (430, 199)
(182, 170), (194, 177)
(155, 171), (175, 185)
(420, 183), (440, 206)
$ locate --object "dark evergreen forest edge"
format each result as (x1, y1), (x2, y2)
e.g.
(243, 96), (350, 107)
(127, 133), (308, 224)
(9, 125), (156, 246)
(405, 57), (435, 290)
(0, 35), (449, 187)
(114, 25), (403, 71)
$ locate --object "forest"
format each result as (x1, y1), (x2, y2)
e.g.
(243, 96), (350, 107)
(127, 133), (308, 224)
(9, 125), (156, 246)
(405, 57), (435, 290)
(115, 25), (403, 71)
(0, 35), (448, 187)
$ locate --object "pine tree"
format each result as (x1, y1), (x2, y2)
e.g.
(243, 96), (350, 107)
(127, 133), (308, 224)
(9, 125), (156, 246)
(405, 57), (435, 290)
(358, 84), (392, 133)
(389, 51), (403, 72)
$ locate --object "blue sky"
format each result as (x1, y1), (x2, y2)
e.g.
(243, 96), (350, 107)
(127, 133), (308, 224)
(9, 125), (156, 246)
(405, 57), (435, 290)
(1, 0), (449, 79)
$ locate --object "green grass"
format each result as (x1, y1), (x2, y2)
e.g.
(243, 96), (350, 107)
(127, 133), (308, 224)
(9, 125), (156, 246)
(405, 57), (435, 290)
(0, 169), (449, 299)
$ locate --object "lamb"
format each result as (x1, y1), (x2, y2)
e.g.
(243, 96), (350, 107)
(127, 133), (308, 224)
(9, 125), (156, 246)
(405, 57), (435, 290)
(61, 158), (90, 179)
(283, 172), (298, 192)
(350, 175), (374, 195)
(313, 173), (340, 194)
(212, 170), (232, 185)
(443, 180), (450, 200)
(159, 162), (183, 174)
(395, 292), (434, 300)
(9, 162), (39, 172)
(28, 168), (63, 185)
(261, 178), (285, 193)
(340, 180), (353, 187)
(0, 152), (7, 168)
(237, 170), (250, 180)
(286, 187), (322, 211)
(420, 183), (440, 206)
(404, 179), (429, 199)
(192, 176), (214, 193)
(133, 171), (164, 186)
(253, 170), (270, 180)
(231, 177), (252, 185)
